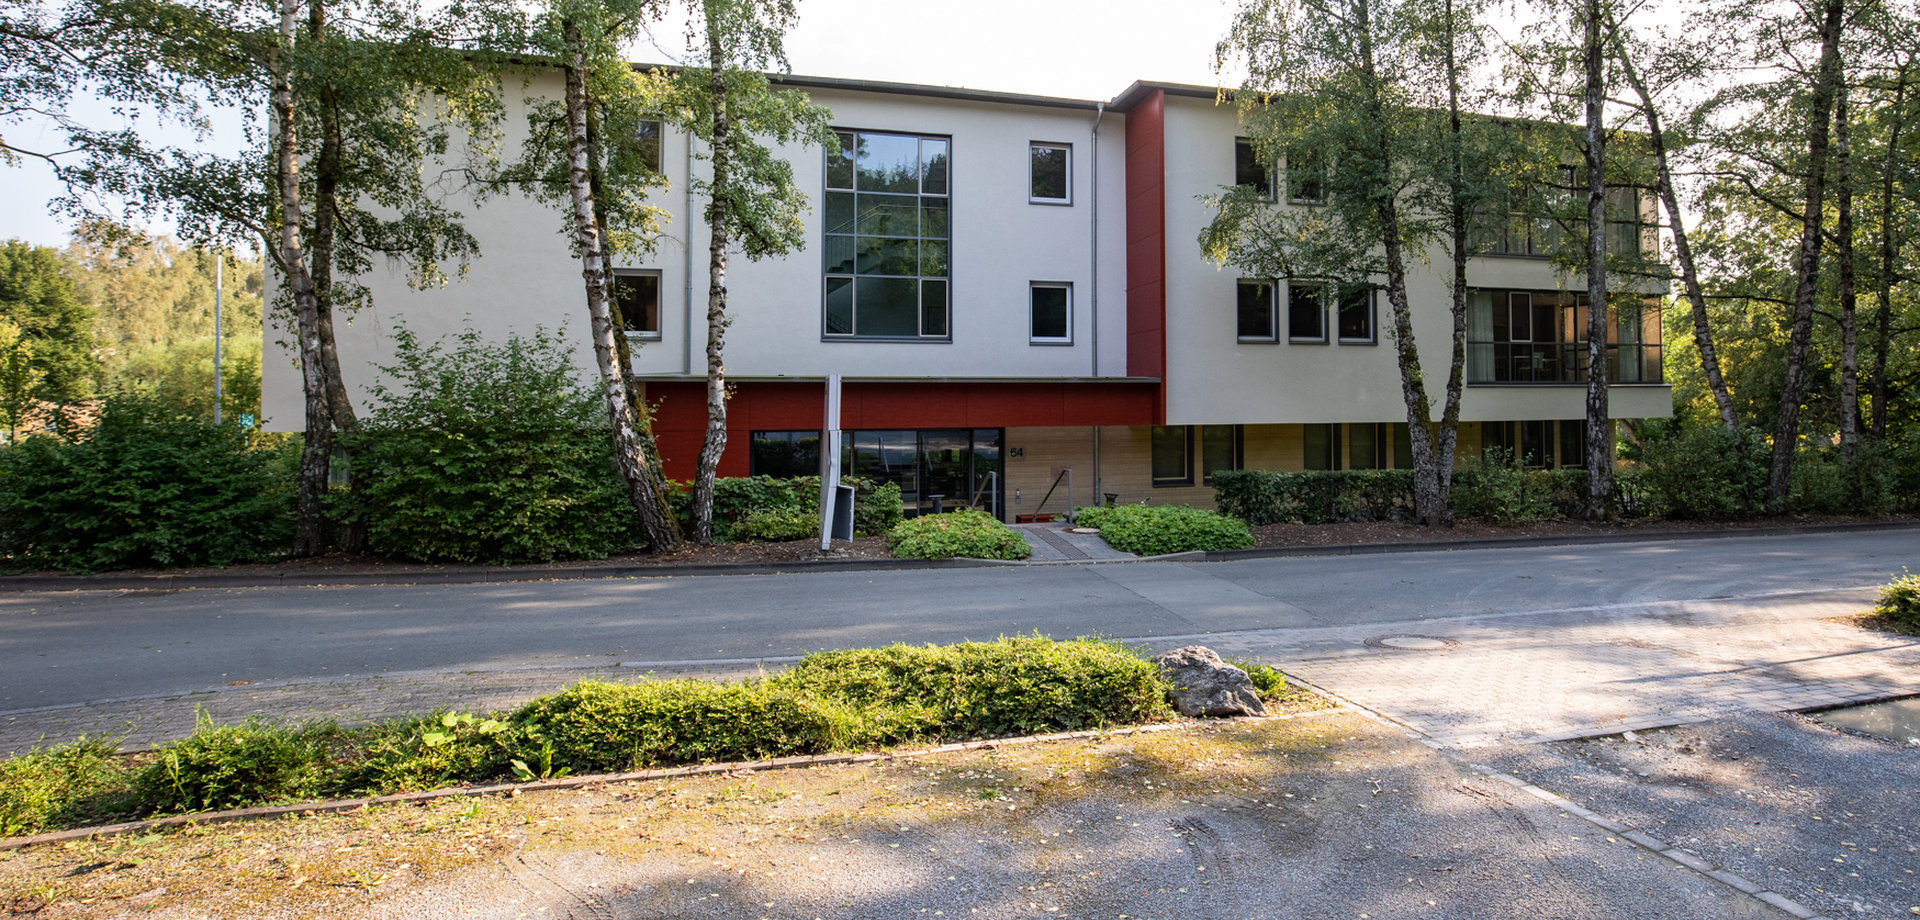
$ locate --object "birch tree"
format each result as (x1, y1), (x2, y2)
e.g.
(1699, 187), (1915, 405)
(671, 0), (832, 543)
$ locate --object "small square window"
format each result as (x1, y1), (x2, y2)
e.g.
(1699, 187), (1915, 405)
(1235, 138), (1273, 199)
(1030, 143), (1070, 204)
(612, 271), (661, 339)
(1152, 425), (1193, 486)
(1030, 283), (1072, 344)
(1237, 280), (1277, 342)
(1288, 282), (1327, 342)
(636, 120), (663, 174)
(1287, 147), (1326, 204)
(1337, 284), (1374, 343)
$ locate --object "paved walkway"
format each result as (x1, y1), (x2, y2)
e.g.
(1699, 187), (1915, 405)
(4, 584), (1911, 758)
(1011, 522), (1137, 562)
(1155, 586), (1919, 747)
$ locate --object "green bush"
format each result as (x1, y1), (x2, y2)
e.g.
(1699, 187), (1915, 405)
(775, 637), (1175, 741)
(0, 394), (295, 572)
(1072, 504), (1253, 555)
(1211, 469), (1414, 525)
(346, 326), (640, 564)
(135, 716), (341, 813)
(888, 508), (1031, 560)
(336, 711), (523, 794)
(1224, 656), (1287, 699)
(669, 475), (905, 542)
(1637, 426), (1766, 518)
(1449, 449), (1569, 521)
(0, 736), (136, 836)
(512, 680), (841, 773)
(1872, 568), (1920, 632)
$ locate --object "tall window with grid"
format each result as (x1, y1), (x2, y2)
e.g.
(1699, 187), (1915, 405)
(824, 130), (951, 339)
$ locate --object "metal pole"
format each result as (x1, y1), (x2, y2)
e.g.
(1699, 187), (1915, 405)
(818, 374), (842, 551)
(213, 252), (223, 425)
(1066, 469), (1074, 525)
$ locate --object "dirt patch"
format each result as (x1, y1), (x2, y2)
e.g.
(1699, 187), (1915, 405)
(1249, 513), (1920, 549)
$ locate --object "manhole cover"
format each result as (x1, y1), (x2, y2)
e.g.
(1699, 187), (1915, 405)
(1068, 527), (1100, 535)
(1364, 635), (1458, 651)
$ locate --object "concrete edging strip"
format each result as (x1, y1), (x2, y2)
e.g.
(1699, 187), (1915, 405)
(0, 707), (1353, 852)
(2, 520), (1913, 593)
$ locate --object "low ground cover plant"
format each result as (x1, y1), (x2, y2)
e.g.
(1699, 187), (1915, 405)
(887, 508), (1031, 560)
(1074, 503), (1253, 555)
(0, 637), (1171, 835)
(1870, 568), (1920, 633)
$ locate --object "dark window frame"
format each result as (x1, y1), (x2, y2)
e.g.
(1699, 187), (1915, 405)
(1336, 284), (1375, 344)
(1200, 424), (1244, 485)
(822, 128), (954, 342)
(636, 120), (663, 174)
(1151, 425), (1194, 487)
(1288, 281), (1328, 344)
(1234, 137), (1274, 201)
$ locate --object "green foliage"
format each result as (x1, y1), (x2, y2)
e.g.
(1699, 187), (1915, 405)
(512, 680), (841, 774)
(1212, 469), (1416, 525)
(347, 325), (640, 564)
(1224, 657), (1287, 699)
(0, 240), (96, 404)
(1637, 425), (1768, 518)
(887, 509), (1031, 560)
(0, 736), (135, 837)
(0, 394), (295, 572)
(1450, 450), (1575, 521)
(1787, 447), (1897, 515)
(338, 711), (523, 794)
(775, 637), (1175, 742)
(667, 475), (904, 542)
(1072, 504), (1254, 555)
(1871, 568), (1920, 632)
(135, 716), (342, 814)
(111, 335), (262, 424)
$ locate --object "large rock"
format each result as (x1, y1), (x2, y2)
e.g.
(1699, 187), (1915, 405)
(1152, 645), (1267, 718)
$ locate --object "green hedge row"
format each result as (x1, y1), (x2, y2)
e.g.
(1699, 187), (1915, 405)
(0, 637), (1171, 836)
(1073, 504), (1253, 554)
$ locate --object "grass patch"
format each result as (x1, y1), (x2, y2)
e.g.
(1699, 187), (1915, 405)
(887, 509), (1032, 560)
(0, 636), (1175, 836)
(1074, 504), (1254, 555)
(1870, 568), (1920, 633)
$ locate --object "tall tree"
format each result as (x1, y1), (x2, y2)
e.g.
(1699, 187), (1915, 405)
(0, 239), (96, 404)
(1836, 79), (1860, 464)
(673, 0), (833, 544)
(1206, 0), (1499, 524)
(59, 0), (507, 554)
(1580, 0), (1611, 520)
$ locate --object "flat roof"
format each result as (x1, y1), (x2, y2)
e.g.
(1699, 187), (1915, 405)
(633, 63), (1231, 115)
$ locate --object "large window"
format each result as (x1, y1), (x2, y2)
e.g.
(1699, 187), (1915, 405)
(1466, 289), (1662, 384)
(611, 271), (660, 340)
(750, 430), (821, 478)
(1030, 282), (1072, 344)
(1481, 419), (1587, 469)
(824, 130), (951, 340)
(1235, 138), (1273, 199)
(1201, 425), (1243, 484)
(1030, 142), (1070, 204)
(1288, 282), (1327, 342)
(1237, 280), (1277, 342)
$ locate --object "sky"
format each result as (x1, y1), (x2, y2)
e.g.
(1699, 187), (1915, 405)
(0, 0), (1252, 247)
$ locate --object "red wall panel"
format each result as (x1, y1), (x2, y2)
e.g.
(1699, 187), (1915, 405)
(1123, 88), (1168, 423)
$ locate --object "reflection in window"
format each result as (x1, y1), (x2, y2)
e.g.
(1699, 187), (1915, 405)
(1152, 426), (1192, 485)
(611, 272), (660, 339)
(1235, 138), (1272, 199)
(1337, 285), (1373, 342)
(1288, 282), (1326, 342)
(1201, 425), (1242, 484)
(1030, 283), (1071, 343)
(636, 120), (662, 173)
(1237, 280), (1276, 342)
(749, 430), (820, 479)
(825, 130), (950, 338)
(1030, 143), (1069, 203)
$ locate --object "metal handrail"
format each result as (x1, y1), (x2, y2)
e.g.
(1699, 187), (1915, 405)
(1032, 468), (1075, 524)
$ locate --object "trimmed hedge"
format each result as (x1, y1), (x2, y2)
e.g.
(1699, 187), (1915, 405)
(1073, 504), (1253, 554)
(888, 508), (1031, 560)
(1211, 463), (1633, 524)
(0, 636), (1174, 831)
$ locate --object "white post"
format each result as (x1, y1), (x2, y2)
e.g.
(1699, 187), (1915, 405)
(818, 374), (843, 551)
(213, 253), (223, 424)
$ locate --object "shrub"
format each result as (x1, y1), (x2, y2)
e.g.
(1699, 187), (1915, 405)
(1872, 568), (1920, 633)
(888, 508), (1031, 560)
(1212, 469), (1414, 525)
(0, 394), (295, 572)
(1449, 449), (1567, 521)
(512, 680), (841, 773)
(773, 637), (1174, 741)
(1224, 656), (1287, 699)
(347, 325), (640, 564)
(0, 736), (135, 836)
(335, 711), (522, 794)
(1637, 426), (1766, 518)
(135, 716), (341, 813)
(1073, 503), (1253, 555)
(669, 475), (905, 542)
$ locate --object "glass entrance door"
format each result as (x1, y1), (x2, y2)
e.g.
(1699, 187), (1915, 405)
(840, 428), (1004, 519)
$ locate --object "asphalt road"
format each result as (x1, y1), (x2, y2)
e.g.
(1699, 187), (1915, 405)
(3, 529), (1915, 712)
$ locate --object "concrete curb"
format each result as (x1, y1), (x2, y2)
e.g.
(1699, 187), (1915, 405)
(0, 707), (1353, 852)
(2, 519), (1911, 593)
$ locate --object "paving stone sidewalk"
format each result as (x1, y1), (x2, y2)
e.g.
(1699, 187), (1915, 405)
(1011, 522), (1137, 562)
(1159, 586), (1919, 747)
